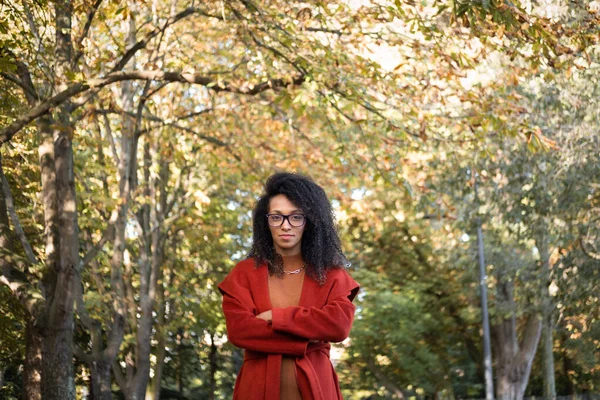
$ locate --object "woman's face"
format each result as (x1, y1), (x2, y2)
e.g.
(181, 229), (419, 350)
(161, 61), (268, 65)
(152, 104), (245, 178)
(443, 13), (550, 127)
(268, 194), (306, 256)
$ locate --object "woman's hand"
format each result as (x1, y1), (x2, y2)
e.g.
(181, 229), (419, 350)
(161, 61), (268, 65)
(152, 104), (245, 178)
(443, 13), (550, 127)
(256, 310), (273, 322)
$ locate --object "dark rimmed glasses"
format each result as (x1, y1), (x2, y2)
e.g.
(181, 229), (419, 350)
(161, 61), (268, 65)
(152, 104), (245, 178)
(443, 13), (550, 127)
(266, 214), (307, 228)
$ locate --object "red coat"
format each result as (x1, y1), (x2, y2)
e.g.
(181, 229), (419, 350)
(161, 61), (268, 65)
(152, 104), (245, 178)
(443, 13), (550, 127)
(218, 258), (360, 400)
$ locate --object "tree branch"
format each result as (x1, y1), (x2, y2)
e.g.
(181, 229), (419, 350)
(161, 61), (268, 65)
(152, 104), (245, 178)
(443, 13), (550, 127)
(246, 29), (307, 75)
(366, 358), (407, 398)
(579, 236), (600, 261)
(173, 108), (216, 120)
(164, 166), (189, 218)
(305, 27), (344, 35)
(0, 155), (38, 265)
(74, 272), (97, 333)
(110, 6), (222, 73)
(80, 209), (117, 270)
(67, 5), (221, 114)
(518, 314), (543, 360)
(105, 312), (125, 360)
(22, 0), (42, 49)
(0, 266), (43, 318)
(93, 104), (216, 123)
(100, 112), (119, 165)
(73, 0), (104, 66)
(73, 344), (93, 364)
(112, 359), (127, 394)
(0, 70), (304, 144)
(93, 107), (228, 147)
(0, 151), (43, 319)
(0, 49), (40, 104)
(0, 72), (36, 101)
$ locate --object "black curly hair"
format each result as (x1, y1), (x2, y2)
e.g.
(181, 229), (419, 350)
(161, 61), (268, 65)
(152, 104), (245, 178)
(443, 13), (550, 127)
(249, 172), (349, 284)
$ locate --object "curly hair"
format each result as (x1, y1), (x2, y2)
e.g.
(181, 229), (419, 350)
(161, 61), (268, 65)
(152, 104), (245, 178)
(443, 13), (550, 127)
(249, 172), (349, 284)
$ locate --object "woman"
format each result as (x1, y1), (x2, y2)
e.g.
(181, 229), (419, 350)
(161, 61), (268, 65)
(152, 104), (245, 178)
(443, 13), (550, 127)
(218, 172), (359, 400)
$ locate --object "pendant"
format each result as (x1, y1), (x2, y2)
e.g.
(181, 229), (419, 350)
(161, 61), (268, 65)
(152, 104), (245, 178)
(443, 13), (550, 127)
(283, 263), (307, 275)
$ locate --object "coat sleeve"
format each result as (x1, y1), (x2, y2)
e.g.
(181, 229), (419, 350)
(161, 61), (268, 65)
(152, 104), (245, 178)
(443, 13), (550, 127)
(219, 265), (309, 356)
(271, 269), (360, 343)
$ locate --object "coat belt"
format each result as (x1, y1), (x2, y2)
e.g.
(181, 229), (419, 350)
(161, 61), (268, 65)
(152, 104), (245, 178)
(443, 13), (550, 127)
(244, 342), (331, 400)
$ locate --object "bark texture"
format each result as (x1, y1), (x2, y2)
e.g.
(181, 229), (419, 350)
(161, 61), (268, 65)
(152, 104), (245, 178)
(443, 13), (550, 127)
(492, 280), (542, 400)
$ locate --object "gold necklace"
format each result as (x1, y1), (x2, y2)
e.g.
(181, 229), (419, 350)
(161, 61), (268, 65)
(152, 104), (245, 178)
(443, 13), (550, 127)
(283, 263), (307, 275)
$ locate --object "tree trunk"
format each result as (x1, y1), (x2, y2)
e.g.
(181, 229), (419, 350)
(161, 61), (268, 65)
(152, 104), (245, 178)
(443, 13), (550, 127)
(536, 225), (556, 400)
(36, 114), (62, 397)
(41, 105), (79, 400)
(148, 283), (168, 400)
(3, 126), (43, 400)
(177, 328), (184, 394)
(76, 233), (124, 400)
(5, 108), (78, 400)
(562, 348), (577, 396)
(146, 330), (166, 400)
(23, 320), (43, 400)
(146, 345), (164, 400)
(132, 108), (168, 400)
(366, 359), (406, 399)
(0, 154), (10, 248)
(42, 325), (75, 399)
(542, 319), (556, 399)
(132, 294), (153, 400)
(90, 360), (112, 400)
(37, 113), (78, 399)
(209, 334), (218, 400)
(0, 155), (43, 400)
(74, 112), (126, 400)
(39, 1), (78, 398)
(494, 315), (542, 400)
(132, 230), (164, 400)
(560, 332), (576, 396)
(129, 131), (151, 400)
(119, 8), (150, 399)
(109, 120), (135, 399)
(493, 279), (543, 400)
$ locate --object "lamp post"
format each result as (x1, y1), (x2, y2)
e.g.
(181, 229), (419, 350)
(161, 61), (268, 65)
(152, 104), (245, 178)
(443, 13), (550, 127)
(475, 172), (494, 400)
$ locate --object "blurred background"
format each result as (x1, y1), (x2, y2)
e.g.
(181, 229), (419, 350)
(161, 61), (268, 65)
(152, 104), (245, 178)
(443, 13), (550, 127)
(1, 0), (599, 399)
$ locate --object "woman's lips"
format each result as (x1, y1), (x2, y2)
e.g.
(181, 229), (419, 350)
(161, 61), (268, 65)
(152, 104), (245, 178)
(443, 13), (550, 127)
(279, 235), (294, 239)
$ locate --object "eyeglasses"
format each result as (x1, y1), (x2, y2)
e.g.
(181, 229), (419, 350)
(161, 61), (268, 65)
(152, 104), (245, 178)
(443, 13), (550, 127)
(266, 214), (307, 228)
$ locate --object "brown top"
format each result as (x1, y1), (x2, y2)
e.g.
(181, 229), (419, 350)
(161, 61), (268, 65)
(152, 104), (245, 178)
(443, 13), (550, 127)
(268, 254), (306, 400)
